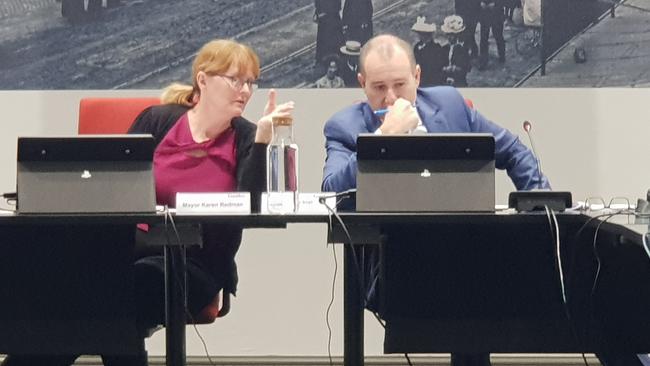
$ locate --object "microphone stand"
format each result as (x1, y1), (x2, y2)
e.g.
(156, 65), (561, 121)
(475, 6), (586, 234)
(508, 121), (572, 212)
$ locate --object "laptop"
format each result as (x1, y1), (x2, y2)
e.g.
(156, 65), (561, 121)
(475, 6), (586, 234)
(356, 133), (495, 212)
(16, 135), (156, 214)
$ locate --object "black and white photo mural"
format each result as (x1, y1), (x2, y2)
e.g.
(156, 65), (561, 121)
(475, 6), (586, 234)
(0, 0), (644, 89)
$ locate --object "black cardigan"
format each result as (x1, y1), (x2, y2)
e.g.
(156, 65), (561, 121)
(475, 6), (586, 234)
(129, 103), (267, 295)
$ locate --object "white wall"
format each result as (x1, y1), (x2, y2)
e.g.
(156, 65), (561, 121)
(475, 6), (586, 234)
(0, 88), (648, 356)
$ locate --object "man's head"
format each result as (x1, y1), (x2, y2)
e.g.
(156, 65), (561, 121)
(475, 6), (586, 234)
(326, 60), (338, 80)
(357, 34), (421, 111)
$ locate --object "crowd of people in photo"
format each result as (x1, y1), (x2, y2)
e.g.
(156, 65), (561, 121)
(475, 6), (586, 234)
(313, 0), (541, 88)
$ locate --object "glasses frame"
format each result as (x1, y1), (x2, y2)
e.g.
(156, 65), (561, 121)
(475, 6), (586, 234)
(215, 74), (258, 92)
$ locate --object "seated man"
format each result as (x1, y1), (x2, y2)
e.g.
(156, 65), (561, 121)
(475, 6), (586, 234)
(322, 33), (548, 203)
(321, 33), (548, 366)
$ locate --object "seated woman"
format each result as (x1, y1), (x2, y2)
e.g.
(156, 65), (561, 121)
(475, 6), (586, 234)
(1, 38), (294, 366)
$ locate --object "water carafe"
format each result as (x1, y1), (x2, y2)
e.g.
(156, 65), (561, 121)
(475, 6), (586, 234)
(266, 116), (299, 213)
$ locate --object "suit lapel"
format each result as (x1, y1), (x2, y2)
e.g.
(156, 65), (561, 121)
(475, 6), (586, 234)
(416, 94), (446, 132)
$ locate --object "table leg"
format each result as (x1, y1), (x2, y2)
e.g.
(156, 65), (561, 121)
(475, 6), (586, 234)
(165, 245), (186, 366)
(344, 244), (364, 366)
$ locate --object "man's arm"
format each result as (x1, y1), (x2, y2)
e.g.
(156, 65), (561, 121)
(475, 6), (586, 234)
(322, 117), (359, 193)
(468, 107), (551, 190)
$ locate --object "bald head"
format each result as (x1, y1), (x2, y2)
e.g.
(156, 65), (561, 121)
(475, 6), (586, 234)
(358, 34), (417, 75)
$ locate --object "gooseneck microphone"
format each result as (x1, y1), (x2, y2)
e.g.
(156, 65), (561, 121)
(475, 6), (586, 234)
(510, 121), (571, 212)
(523, 120), (543, 184)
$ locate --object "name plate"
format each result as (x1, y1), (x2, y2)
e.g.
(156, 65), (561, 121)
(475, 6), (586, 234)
(176, 192), (250, 215)
(260, 192), (336, 214)
(297, 192), (337, 214)
(261, 192), (296, 214)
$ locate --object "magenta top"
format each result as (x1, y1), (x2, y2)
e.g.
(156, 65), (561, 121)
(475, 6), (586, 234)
(153, 113), (237, 207)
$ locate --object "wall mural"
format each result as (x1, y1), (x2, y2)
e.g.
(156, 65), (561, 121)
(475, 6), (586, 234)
(0, 0), (638, 90)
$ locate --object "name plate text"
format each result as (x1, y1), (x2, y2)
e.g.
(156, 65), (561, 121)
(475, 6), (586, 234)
(176, 192), (250, 215)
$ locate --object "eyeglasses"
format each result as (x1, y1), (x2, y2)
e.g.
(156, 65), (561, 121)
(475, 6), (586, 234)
(216, 74), (258, 91)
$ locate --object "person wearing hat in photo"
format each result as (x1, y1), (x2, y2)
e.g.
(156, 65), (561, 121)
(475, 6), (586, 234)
(342, 0), (374, 46)
(314, 0), (345, 68)
(455, 0), (480, 58)
(339, 40), (361, 87)
(441, 15), (472, 87)
(411, 16), (447, 87)
(478, 0), (506, 70)
(315, 56), (346, 88)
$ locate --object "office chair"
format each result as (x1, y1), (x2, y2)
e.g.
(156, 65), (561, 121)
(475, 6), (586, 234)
(77, 97), (229, 323)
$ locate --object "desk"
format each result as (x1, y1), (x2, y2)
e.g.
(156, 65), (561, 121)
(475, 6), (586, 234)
(327, 212), (650, 366)
(0, 213), (155, 356)
(1, 212), (648, 366)
(0, 213), (328, 366)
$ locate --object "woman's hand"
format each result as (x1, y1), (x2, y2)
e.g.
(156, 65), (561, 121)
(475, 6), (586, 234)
(255, 89), (295, 144)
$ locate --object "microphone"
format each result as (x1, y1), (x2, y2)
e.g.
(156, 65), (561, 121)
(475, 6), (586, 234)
(510, 121), (572, 212)
(523, 120), (543, 183)
(318, 188), (357, 204)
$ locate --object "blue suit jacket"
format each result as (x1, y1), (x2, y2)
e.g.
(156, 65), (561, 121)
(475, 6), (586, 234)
(322, 86), (550, 197)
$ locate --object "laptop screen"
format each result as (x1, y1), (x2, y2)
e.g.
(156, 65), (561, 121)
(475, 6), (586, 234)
(16, 135), (156, 214)
(356, 133), (496, 212)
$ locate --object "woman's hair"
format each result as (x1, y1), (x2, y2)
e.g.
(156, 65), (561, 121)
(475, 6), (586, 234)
(161, 39), (261, 106)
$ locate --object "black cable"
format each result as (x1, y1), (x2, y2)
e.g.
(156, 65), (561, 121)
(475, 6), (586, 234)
(163, 208), (217, 366)
(585, 212), (630, 365)
(325, 215), (338, 366)
(1, 192), (17, 211)
(564, 210), (635, 365)
(321, 199), (410, 365)
(545, 206), (566, 303)
(321, 201), (368, 304)
(404, 352), (414, 366)
(321, 201), (385, 329)
(544, 206), (590, 366)
(371, 311), (385, 329)
(643, 232), (650, 261)
(590, 213), (621, 297)
(567, 211), (633, 292)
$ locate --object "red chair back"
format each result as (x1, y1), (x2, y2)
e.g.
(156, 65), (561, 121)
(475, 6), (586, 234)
(78, 97), (160, 134)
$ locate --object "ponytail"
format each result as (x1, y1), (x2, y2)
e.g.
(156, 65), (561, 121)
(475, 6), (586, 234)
(160, 83), (196, 107)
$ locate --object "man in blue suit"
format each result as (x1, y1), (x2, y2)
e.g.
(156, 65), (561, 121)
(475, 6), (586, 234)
(322, 34), (548, 199)
(321, 33), (646, 366)
(321, 33), (548, 366)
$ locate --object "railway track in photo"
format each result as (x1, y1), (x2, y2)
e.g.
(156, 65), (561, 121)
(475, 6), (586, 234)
(1, 0), (547, 89)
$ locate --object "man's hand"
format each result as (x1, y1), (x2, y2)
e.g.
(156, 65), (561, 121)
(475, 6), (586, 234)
(378, 98), (420, 134)
(256, 89), (295, 144)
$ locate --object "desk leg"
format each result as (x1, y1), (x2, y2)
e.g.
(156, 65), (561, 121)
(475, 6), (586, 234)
(344, 245), (364, 366)
(165, 246), (186, 366)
